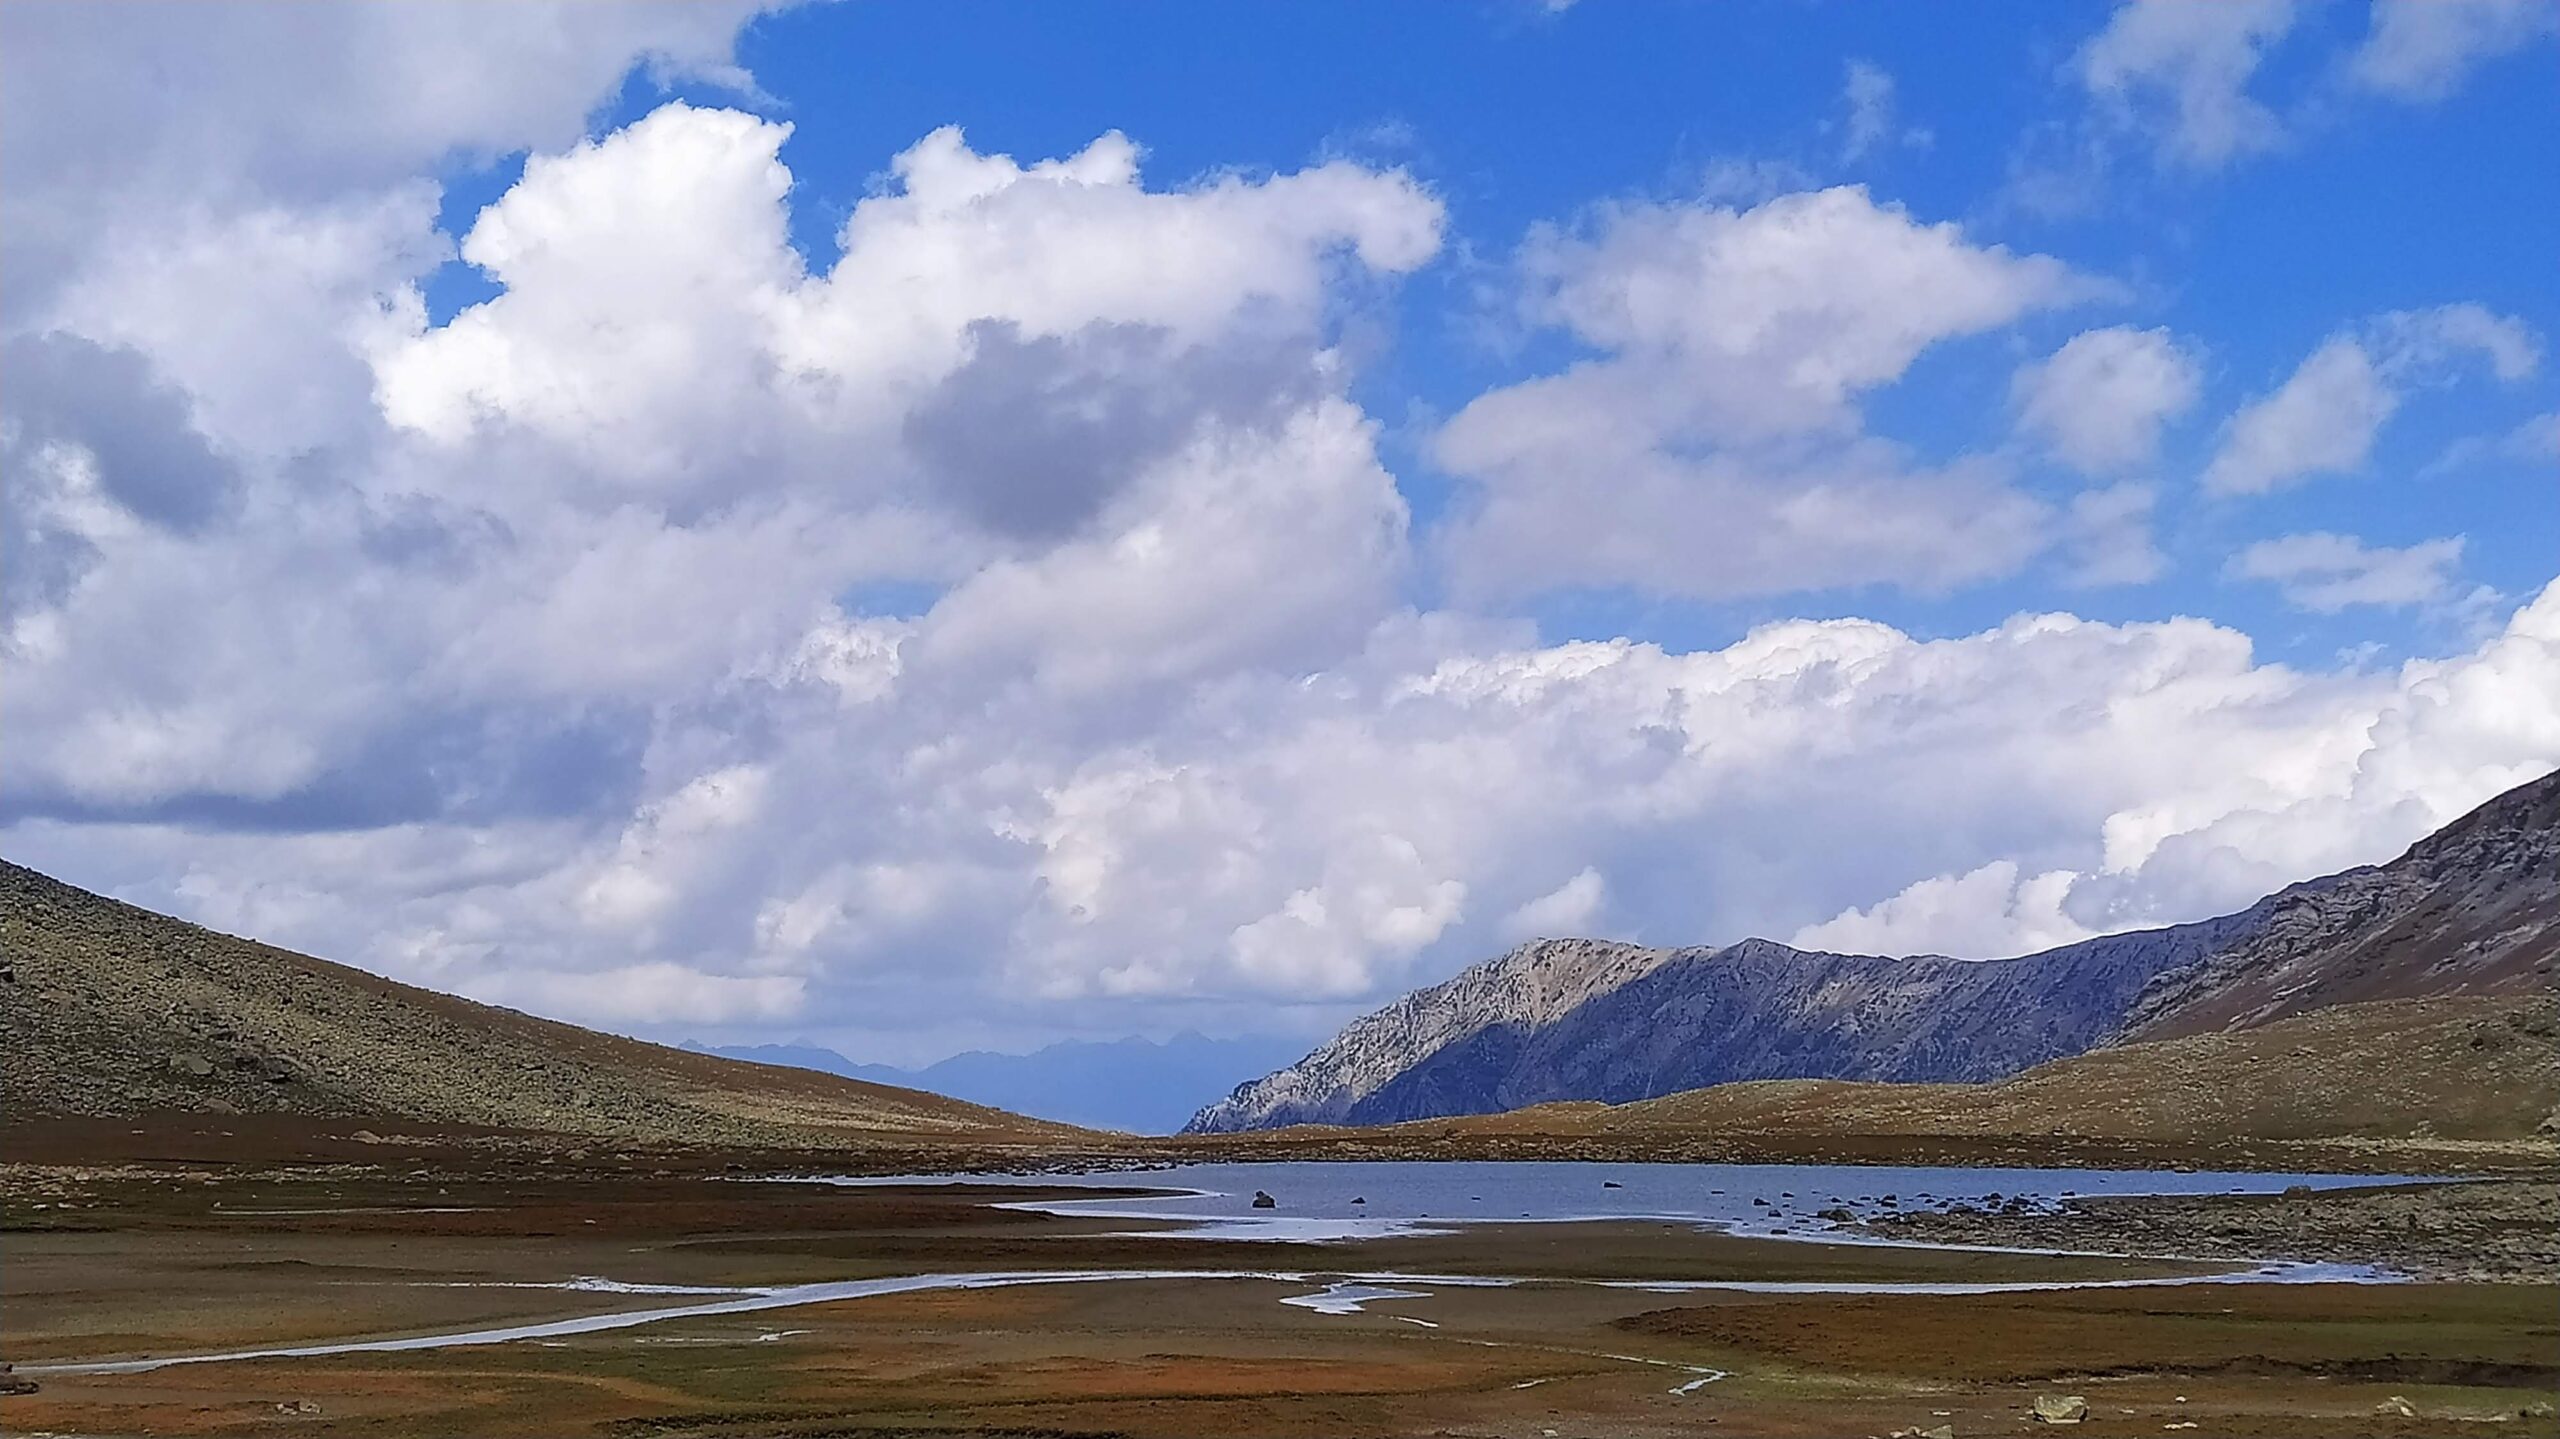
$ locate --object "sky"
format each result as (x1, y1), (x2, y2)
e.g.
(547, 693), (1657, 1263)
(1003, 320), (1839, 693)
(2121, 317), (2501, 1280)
(2, 0), (2554, 1066)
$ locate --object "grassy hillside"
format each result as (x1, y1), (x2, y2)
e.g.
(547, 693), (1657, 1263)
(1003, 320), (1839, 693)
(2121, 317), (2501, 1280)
(1456, 995), (2559, 1149)
(0, 860), (1084, 1150)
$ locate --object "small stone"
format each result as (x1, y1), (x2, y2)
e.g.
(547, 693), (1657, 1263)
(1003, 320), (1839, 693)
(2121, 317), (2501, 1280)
(2375, 1396), (2417, 1418)
(2032, 1394), (2089, 1425)
(167, 1053), (215, 1078)
(1250, 1190), (1276, 1209)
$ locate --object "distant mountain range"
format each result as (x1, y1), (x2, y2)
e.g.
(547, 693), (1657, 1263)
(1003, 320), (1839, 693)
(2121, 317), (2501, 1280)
(1186, 769), (2558, 1134)
(687, 1032), (1307, 1135)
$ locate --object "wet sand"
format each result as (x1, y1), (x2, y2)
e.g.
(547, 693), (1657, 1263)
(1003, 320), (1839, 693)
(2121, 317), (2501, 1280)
(5, 1137), (2555, 1438)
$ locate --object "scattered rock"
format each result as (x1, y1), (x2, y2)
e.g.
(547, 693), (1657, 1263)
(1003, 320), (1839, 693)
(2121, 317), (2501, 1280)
(167, 1053), (215, 1078)
(1250, 1190), (1277, 1209)
(2032, 1394), (2089, 1425)
(350, 1129), (384, 1143)
(202, 1097), (241, 1115)
(2518, 1400), (2556, 1420)
(1887, 1426), (1954, 1439)
(2375, 1396), (2417, 1418)
(274, 1399), (323, 1415)
(0, 1364), (37, 1395)
(1817, 1207), (1856, 1222)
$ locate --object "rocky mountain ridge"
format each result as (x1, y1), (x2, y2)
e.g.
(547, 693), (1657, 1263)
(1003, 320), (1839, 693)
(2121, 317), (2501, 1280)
(1187, 769), (2559, 1134)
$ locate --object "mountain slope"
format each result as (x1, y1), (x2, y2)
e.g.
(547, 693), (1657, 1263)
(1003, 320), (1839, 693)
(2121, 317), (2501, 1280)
(1460, 995), (2559, 1149)
(0, 860), (1083, 1149)
(1191, 910), (2270, 1132)
(1190, 769), (2559, 1134)
(688, 1032), (1307, 1134)
(1185, 937), (1670, 1132)
(2119, 770), (2560, 1040)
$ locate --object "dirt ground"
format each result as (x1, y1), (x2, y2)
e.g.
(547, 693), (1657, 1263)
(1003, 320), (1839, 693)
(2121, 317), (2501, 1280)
(4, 1127), (2555, 1439)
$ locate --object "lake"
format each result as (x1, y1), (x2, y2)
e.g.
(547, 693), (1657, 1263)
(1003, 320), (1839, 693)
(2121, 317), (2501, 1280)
(818, 1158), (2434, 1242)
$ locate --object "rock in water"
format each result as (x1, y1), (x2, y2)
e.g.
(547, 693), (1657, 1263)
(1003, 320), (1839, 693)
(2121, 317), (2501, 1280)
(2376, 1396), (2417, 1418)
(2032, 1394), (2088, 1425)
(1250, 1190), (1276, 1209)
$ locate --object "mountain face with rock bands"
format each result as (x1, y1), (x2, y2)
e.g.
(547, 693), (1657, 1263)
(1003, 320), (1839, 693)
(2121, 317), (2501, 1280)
(1185, 769), (2559, 1134)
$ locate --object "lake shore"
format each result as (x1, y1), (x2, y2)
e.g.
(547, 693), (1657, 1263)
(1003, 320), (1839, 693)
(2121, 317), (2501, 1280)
(6, 1136), (2558, 1438)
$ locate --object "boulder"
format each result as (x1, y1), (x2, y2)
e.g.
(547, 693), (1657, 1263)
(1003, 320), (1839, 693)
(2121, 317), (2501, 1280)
(2031, 1394), (2088, 1425)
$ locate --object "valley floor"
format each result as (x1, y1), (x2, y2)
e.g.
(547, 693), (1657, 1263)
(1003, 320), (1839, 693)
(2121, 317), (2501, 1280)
(3, 1121), (2555, 1439)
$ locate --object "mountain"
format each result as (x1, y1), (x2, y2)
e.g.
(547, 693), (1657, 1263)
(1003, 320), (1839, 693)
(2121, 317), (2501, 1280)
(2119, 772), (2559, 1039)
(1447, 994), (2559, 1151)
(1185, 937), (1669, 1133)
(688, 1032), (1307, 1134)
(1188, 769), (2559, 1134)
(0, 860), (1083, 1150)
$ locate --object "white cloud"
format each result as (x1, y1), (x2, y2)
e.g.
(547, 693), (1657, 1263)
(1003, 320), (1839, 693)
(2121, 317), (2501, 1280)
(2063, 483), (2168, 588)
(1838, 60), (1929, 162)
(2078, 0), (2300, 169)
(1436, 186), (2092, 601)
(2202, 305), (2539, 494)
(2227, 532), (2466, 612)
(1794, 861), (2090, 959)
(2202, 336), (2393, 495)
(2013, 326), (2203, 473)
(5, 15), (2555, 1065)
(2350, 0), (2558, 102)
(1505, 868), (1609, 939)
(0, 2), (783, 321)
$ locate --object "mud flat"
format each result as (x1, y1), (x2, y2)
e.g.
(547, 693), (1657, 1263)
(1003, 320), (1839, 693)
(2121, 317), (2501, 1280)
(4, 1143), (2556, 1438)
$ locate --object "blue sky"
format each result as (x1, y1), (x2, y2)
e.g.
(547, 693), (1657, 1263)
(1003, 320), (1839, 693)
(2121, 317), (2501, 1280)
(557, 0), (2560, 660)
(3, 1), (2554, 1063)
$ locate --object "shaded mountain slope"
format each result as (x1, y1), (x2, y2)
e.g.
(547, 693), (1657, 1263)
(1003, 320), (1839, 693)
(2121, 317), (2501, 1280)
(2121, 770), (2559, 1040)
(1461, 995), (2559, 1148)
(0, 860), (1081, 1148)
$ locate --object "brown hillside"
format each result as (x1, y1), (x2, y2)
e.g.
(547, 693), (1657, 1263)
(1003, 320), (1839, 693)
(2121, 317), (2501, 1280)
(0, 860), (1084, 1149)
(1458, 995), (2560, 1148)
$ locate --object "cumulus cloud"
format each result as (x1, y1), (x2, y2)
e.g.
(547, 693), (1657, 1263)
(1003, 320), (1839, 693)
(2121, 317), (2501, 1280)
(6, 15), (2554, 1062)
(1436, 186), (2092, 601)
(1504, 868), (1610, 939)
(2227, 532), (2466, 612)
(2202, 304), (2539, 494)
(0, 1), (782, 321)
(2077, 0), (2300, 169)
(2013, 326), (2203, 473)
